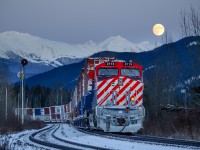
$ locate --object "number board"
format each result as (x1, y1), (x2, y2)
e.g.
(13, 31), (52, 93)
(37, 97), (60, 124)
(124, 62), (133, 66)
(106, 62), (115, 66)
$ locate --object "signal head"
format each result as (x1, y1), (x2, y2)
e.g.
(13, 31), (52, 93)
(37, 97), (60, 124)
(21, 59), (28, 66)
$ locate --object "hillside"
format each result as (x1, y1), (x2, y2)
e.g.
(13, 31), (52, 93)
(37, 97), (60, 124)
(24, 36), (200, 90)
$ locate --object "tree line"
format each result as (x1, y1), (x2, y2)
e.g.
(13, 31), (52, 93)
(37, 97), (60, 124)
(142, 5), (200, 140)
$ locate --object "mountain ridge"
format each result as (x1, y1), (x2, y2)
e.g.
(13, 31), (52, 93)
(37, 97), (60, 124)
(0, 31), (155, 67)
(23, 36), (200, 90)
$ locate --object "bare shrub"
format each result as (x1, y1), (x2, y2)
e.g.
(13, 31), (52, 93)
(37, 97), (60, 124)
(143, 110), (200, 141)
(0, 114), (45, 135)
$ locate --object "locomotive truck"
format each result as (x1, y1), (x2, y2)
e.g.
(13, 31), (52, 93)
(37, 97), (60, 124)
(72, 57), (145, 133)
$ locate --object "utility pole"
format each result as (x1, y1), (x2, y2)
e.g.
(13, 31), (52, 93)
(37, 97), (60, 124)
(5, 88), (7, 120)
(26, 98), (28, 109)
(20, 59), (28, 124)
(18, 93), (20, 120)
(57, 89), (59, 105)
(21, 65), (24, 124)
(61, 88), (63, 105)
(181, 89), (187, 116)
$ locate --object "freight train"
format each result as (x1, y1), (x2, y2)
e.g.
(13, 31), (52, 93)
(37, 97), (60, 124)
(70, 57), (145, 133)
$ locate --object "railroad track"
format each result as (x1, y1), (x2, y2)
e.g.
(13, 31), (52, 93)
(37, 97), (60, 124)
(77, 127), (200, 148)
(29, 124), (111, 150)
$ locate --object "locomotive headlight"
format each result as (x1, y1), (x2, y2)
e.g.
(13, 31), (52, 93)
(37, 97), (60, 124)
(131, 100), (136, 106)
(130, 97), (136, 106)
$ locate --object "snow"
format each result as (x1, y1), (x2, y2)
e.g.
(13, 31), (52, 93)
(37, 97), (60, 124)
(0, 31), (154, 66)
(184, 75), (200, 85)
(99, 35), (154, 52)
(144, 65), (156, 72)
(54, 124), (195, 150)
(173, 75), (200, 91)
(0, 123), (197, 150)
(187, 41), (200, 47)
(0, 130), (47, 150)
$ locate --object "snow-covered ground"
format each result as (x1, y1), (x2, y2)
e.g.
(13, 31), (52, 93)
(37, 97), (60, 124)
(0, 130), (47, 150)
(0, 123), (198, 150)
(0, 125), (55, 150)
(54, 124), (197, 150)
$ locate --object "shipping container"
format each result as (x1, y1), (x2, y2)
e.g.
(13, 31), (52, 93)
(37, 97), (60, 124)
(44, 107), (50, 115)
(33, 108), (44, 120)
(65, 104), (70, 113)
(27, 108), (33, 115)
(56, 114), (60, 119)
(35, 108), (42, 115)
(51, 114), (56, 119)
(55, 106), (61, 114)
(50, 106), (55, 114)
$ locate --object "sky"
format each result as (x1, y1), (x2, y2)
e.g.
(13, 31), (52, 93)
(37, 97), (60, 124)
(0, 0), (200, 44)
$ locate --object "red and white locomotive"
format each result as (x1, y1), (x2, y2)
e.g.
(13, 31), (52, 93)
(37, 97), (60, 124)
(72, 57), (145, 133)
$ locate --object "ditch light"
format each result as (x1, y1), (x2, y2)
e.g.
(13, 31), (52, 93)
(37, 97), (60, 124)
(125, 107), (130, 113)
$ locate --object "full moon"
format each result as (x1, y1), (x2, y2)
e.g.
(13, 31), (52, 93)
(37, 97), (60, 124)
(153, 24), (165, 36)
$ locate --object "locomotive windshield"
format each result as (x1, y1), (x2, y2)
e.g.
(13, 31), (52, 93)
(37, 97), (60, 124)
(121, 68), (140, 77)
(98, 68), (118, 80)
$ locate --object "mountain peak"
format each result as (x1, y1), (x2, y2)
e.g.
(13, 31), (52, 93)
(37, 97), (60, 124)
(102, 35), (129, 43)
(1, 31), (32, 38)
(99, 35), (150, 52)
(109, 35), (126, 39)
(0, 31), (154, 66)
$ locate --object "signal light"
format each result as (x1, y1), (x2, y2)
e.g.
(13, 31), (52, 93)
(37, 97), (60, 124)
(21, 59), (28, 66)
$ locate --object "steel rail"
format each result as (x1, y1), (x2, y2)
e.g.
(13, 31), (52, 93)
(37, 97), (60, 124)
(29, 124), (80, 150)
(51, 124), (112, 150)
(29, 124), (111, 150)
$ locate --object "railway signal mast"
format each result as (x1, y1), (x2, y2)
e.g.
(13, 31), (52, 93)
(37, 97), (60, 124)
(20, 59), (28, 124)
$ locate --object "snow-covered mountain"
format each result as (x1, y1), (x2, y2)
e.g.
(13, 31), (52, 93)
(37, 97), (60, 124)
(99, 35), (154, 52)
(0, 31), (154, 67)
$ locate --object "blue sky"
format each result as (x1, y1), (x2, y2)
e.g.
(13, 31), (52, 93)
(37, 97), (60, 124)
(0, 0), (199, 44)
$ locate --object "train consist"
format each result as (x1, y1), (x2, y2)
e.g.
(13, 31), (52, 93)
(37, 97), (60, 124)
(70, 57), (145, 133)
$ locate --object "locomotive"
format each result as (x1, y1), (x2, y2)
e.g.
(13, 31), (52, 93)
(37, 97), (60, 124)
(72, 57), (145, 133)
